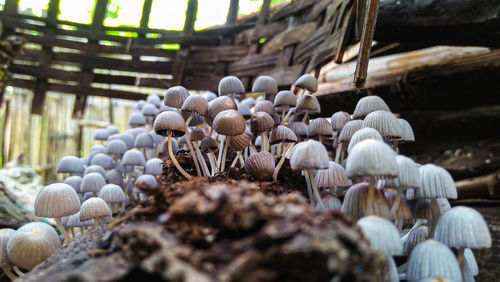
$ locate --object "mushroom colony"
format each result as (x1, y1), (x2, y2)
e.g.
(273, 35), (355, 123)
(0, 74), (491, 281)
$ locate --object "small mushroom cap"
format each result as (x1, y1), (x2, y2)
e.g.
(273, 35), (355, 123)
(7, 222), (61, 270)
(435, 206), (491, 249)
(317, 194), (341, 210)
(99, 184), (126, 203)
(249, 111), (275, 134)
(308, 118), (334, 138)
(274, 90), (297, 107)
(315, 161), (352, 188)
(0, 228), (16, 267)
(252, 75), (278, 95)
(153, 111), (186, 137)
(245, 152), (275, 180)
(407, 239), (462, 282)
(347, 127), (383, 154)
(106, 169), (124, 187)
(206, 96), (237, 126)
(411, 198), (451, 220)
(357, 215), (403, 256)
(330, 111), (351, 132)
(106, 139), (128, 155)
(84, 165), (106, 177)
(106, 125), (119, 135)
(64, 176), (82, 193)
(57, 156), (85, 174)
(294, 94), (320, 114)
(190, 128), (205, 142)
(417, 164), (457, 199)
(362, 110), (402, 141)
(135, 174), (158, 189)
(218, 76), (245, 96)
(181, 95), (208, 116)
(164, 86), (190, 108)
(81, 172), (107, 194)
(145, 158), (164, 175)
(141, 103), (159, 117)
(229, 128), (253, 151)
(119, 133), (136, 149)
(403, 225), (428, 255)
(128, 112), (146, 127)
(352, 95), (391, 119)
(398, 118), (415, 143)
(80, 197), (112, 221)
(34, 183), (81, 218)
(200, 137), (218, 153)
(205, 92), (217, 102)
(126, 127), (146, 138)
(338, 120), (363, 144)
(181, 111), (205, 127)
(395, 155), (421, 189)
(146, 93), (162, 108)
(121, 149), (146, 167)
(149, 130), (163, 143)
(90, 153), (115, 170)
(384, 189), (413, 220)
(346, 139), (398, 181)
(134, 100), (146, 111)
(236, 103), (252, 120)
(294, 74), (318, 93)
(287, 122), (308, 138)
(290, 140), (329, 171)
(135, 132), (155, 148)
(254, 100), (276, 116)
(341, 182), (390, 220)
(269, 126), (297, 145)
(94, 128), (110, 140)
(66, 212), (94, 228)
(213, 109), (246, 136)
(241, 97), (256, 108)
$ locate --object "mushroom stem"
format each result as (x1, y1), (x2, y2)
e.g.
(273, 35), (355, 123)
(230, 152), (240, 168)
(168, 132), (192, 179)
(389, 188), (403, 219)
(335, 143), (343, 163)
(2, 267), (16, 280)
(193, 142), (210, 176)
(303, 170), (315, 205)
(457, 247), (466, 267)
(249, 144), (257, 154)
(282, 107), (295, 125)
(308, 169), (325, 210)
(93, 218), (100, 227)
(429, 197), (440, 238)
(261, 132), (269, 152)
(280, 105), (288, 125)
(13, 266), (23, 276)
(184, 113), (202, 176)
(217, 136), (225, 170)
(220, 136), (231, 172)
(302, 111), (309, 124)
(125, 168), (134, 198)
(392, 140), (399, 152)
(208, 151), (218, 175)
(366, 177), (376, 215)
(55, 217), (71, 242)
(273, 143), (291, 182)
(238, 152), (245, 167)
(319, 135), (323, 144)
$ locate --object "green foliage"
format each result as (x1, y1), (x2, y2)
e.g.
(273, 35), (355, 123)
(105, 0), (120, 19)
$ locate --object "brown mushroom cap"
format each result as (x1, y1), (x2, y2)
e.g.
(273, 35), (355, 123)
(164, 86), (190, 108)
(249, 111), (274, 134)
(254, 100), (276, 116)
(206, 96), (237, 126)
(294, 94), (320, 114)
(269, 125), (298, 145)
(212, 109), (246, 136)
(200, 137), (218, 153)
(181, 95), (208, 116)
(190, 128), (206, 142)
(295, 74), (318, 93)
(341, 182), (390, 220)
(308, 118), (334, 138)
(218, 76), (245, 96)
(153, 111), (187, 137)
(315, 161), (352, 188)
(245, 152), (275, 180)
(274, 90), (297, 107)
(252, 75), (278, 95)
(229, 128), (253, 151)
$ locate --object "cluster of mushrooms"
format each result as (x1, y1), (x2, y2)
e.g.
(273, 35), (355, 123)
(0, 74), (492, 282)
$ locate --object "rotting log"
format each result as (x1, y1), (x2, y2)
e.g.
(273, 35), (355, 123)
(456, 171), (500, 199)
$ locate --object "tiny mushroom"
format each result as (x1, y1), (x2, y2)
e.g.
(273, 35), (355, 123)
(252, 75), (278, 101)
(99, 184), (127, 213)
(245, 152), (275, 181)
(274, 90), (297, 125)
(164, 86), (190, 109)
(80, 197), (112, 227)
(270, 126), (297, 181)
(218, 76), (245, 100)
(212, 109), (246, 172)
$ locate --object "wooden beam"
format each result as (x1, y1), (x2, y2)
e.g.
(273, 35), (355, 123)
(226, 0), (239, 25)
(92, 0), (109, 28)
(183, 0), (198, 35)
(140, 0), (153, 29)
(257, 0), (271, 26)
(3, 0), (19, 15)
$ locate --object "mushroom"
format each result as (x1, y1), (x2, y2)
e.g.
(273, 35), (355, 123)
(347, 127), (383, 155)
(144, 158), (164, 176)
(64, 175), (82, 194)
(201, 137), (219, 175)
(128, 112), (146, 128)
(269, 126), (297, 181)
(236, 103), (252, 120)
(290, 140), (330, 209)
(341, 182), (390, 220)
(135, 174), (158, 196)
(212, 109), (246, 172)
(34, 183), (81, 242)
(336, 119), (363, 163)
(106, 125), (119, 135)
(314, 161), (352, 195)
(252, 75), (278, 101)
(352, 95), (390, 119)
(99, 184), (127, 213)
(121, 149), (146, 194)
(81, 172), (106, 197)
(153, 111), (191, 179)
(0, 228), (16, 280)
(294, 74), (318, 95)
(229, 128), (252, 168)
(80, 197), (112, 227)
(330, 111), (351, 133)
(57, 156), (85, 176)
(66, 212), (94, 234)
(410, 198), (450, 234)
(241, 97), (256, 108)
(388, 155), (421, 219)
(141, 103), (159, 129)
(245, 152), (275, 181)
(84, 165), (106, 178)
(273, 90), (297, 125)
(127, 127), (147, 138)
(133, 100), (146, 111)
(181, 95), (209, 176)
(249, 111), (274, 153)
(254, 100), (276, 116)
(164, 86), (190, 110)
(7, 222), (61, 270)
(205, 91), (217, 102)
(146, 93), (162, 109)
(308, 118), (334, 144)
(317, 194), (342, 210)
(135, 132), (155, 160)
(362, 110), (402, 150)
(287, 121), (308, 141)
(294, 94), (320, 124)
(106, 139), (128, 162)
(106, 169), (124, 188)
(346, 139), (398, 215)
(384, 189), (413, 230)
(396, 118), (415, 151)
(90, 153), (115, 170)
(94, 129), (110, 143)
(118, 133), (136, 149)
(218, 76), (245, 100)
(403, 225), (428, 255)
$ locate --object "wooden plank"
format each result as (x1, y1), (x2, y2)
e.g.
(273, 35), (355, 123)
(261, 22), (317, 54)
(183, 0), (198, 35)
(140, 0), (153, 28)
(260, 65), (305, 86)
(293, 25), (330, 64)
(334, 4), (355, 63)
(4, 0), (19, 15)
(310, 0), (337, 20)
(234, 21), (287, 45)
(227, 52), (279, 76)
(226, 0), (239, 25)
(138, 77), (172, 89)
(269, 0), (318, 21)
(183, 76), (219, 92)
(189, 45), (248, 63)
(275, 46), (295, 67)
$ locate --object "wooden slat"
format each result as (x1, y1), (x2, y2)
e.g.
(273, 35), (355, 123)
(269, 0), (318, 21)
(226, 0), (239, 25)
(293, 25), (330, 64)
(183, 76), (219, 92)
(183, 0), (198, 35)
(261, 22), (318, 54)
(260, 65), (305, 86)
(234, 21), (287, 45)
(189, 45), (248, 63)
(227, 53), (279, 77)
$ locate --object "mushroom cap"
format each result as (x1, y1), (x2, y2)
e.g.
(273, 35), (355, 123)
(134, 100), (146, 111)
(84, 165), (106, 177)
(126, 127), (147, 138)
(159, 104), (176, 113)
(395, 155), (421, 189)
(146, 93), (162, 108)
(290, 140), (329, 171)
(347, 127), (383, 154)
(94, 128), (110, 140)
(346, 139), (398, 181)
(34, 183), (81, 218)
(352, 95), (391, 119)
(0, 228), (16, 267)
(135, 174), (158, 189)
(317, 194), (342, 210)
(254, 100), (276, 116)
(128, 112), (146, 127)
(141, 103), (159, 117)
(274, 90), (297, 107)
(308, 118), (334, 138)
(287, 122), (308, 138)
(145, 158), (164, 175)
(435, 206), (491, 249)
(249, 111), (274, 134)
(403, 225), (428, 255)
(7, 222), (61, 270)
(269, 126), (297, 145)
(106, 139), (128, 155)
(106, 125), (119, 135)
(160, 137), (178, 155)
(338, 120), (363, 144)
(206, 96), (237, 126)
(66, 212), (94, 228)
(294, 74), (318, 93)
(205, 92), (217, 102)
(294, 94), (320, 114)
(384, 189), (413, 220)
(341, 182), (390, 220)
(149, 130), (163, 144)
(218, 76), (245, 96)
(398, 118), (415, 143)
(190, 128), (205, 142)
(241, 97), (256, 108)
(107, 133), (120, 143)
(252, 75), (278, 95)
(236, 103), (252, 120)
(200, 137), (218, 153)
(181, 111), (205, 127)
(57, 156), (85, 174)
(417, 164), (457, 199)
(135, 132), (155, 148)
(245, 152), (275, 180)
(164, 86), (190, 108)
(121, 149), (146, 167)
(106, 169), (124, 187)
(411, 198), (451, 220)
(153, 111), (187, 137)
(362, 110), (402, 141)
(181, 95), (208, 116)
(64, 176), (82, 193)
(315, 161), (352, 188)
(81, 172), (106, 194)
(90, 153), (115, 170)
(80, 197), (112, 221)
(407, 239), (462, 282)
(212, 109), (246, 136)
(330, 111), (351, 132)
(229, 128), (253, 151)
(357, 215), (403, 256)
(99, 184), (126, 203)
(119, 133), (136, 149)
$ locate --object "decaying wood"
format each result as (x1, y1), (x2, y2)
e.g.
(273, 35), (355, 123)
(456, 171), (500, 199)
(261, 22), (318, 54)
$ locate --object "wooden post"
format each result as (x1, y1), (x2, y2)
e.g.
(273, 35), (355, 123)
(183, 0), (198, 35)
(139, 0), (153, 29)
(3, 0), (19, 15)
(353, 0), (379, 88)
(226, 0), (239, 25)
